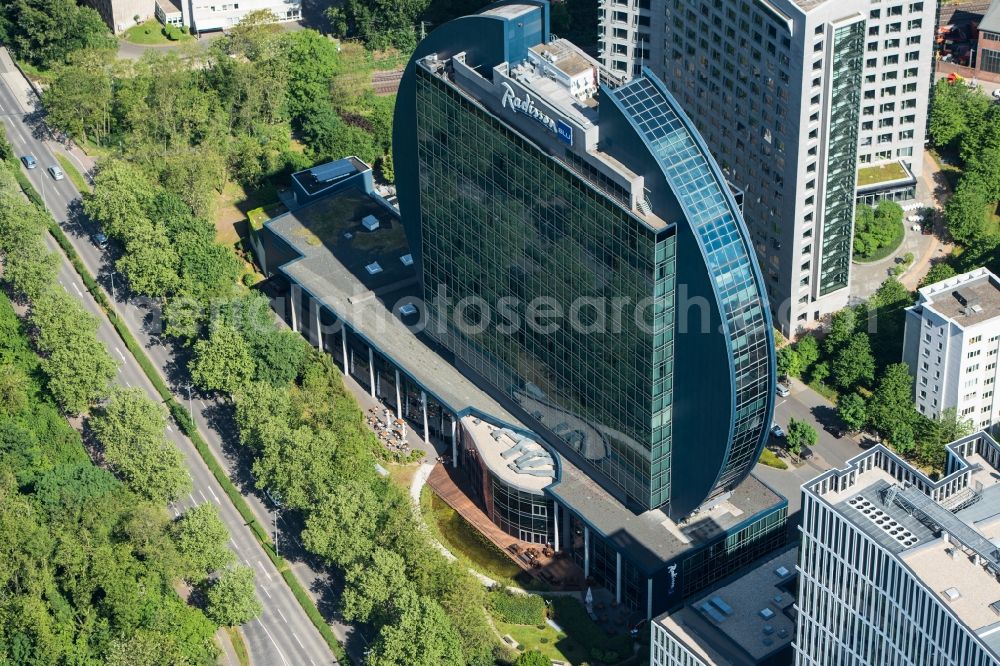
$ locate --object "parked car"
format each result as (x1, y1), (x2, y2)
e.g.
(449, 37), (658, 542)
(800, 446), (815, 461)
(93, 231), (108, 249)
(771, 423), (786, 438)
(47, 165), (64, 181)
(993, 89), (1000, 101)
(20, 154), (37, 169)
(776, 382), (790, 398)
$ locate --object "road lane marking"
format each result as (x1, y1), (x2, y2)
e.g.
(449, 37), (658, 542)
(254, 620), (290, 666)
(292, 633), (304, 649)
(114, 346), (126, 361)
(198, 489), (208, 503)
(208, 485), (220, 503)
(259, 584), (272, 599)
(257, 560), (272, 581)
(166, 424), (173, 432)
(776, 399), (786, 408)
(72, 282), (83, 297)
(189, 492), (196, 506)
(276, 607), (287, 623)
(199, 399), (207, 408)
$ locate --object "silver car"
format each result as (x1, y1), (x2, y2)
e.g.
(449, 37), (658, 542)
(776, 383), (790, 397)
(47, 165), (64, 181)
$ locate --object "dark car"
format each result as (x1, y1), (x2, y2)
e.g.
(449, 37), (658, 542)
(93, 231), (109, 249)
(20, 154), (37, 169)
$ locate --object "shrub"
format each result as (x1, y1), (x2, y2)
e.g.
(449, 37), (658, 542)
(242, 272), (257, 288)
(487, 590), (546, 625)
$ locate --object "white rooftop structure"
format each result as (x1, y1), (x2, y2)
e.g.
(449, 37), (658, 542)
(461, 416), (555, 493)
(797, 434), (1000, 665)
(361, 215), (380, 232)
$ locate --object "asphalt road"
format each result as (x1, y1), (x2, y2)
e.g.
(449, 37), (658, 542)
(755, 377), (870, 521)
(0, 56), (337, 666)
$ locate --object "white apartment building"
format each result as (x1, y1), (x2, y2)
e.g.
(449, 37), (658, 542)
(83, 0), (155, 33)
(169, 0), (300, 33)
(599, 0), (936, 334)
(903, 267), (1000, 431)
(797, 435), (1000, 666)
(650, 547), (798, 665)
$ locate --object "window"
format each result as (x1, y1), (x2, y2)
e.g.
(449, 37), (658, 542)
(971, 335), (983, 344)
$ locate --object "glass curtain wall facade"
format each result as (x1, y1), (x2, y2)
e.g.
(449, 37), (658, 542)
(605, 76), (772, 496)
(819, 20), (865, 297)
(413, 65), (677, 510)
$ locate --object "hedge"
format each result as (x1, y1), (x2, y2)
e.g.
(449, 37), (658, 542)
(15, 161), (353, 664)
(487, 589), (546, 625)
(281, 568), (349, 663)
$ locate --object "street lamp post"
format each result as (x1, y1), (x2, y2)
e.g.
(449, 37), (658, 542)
(273, 506), (280, 558)
(183, 383), (193, 421)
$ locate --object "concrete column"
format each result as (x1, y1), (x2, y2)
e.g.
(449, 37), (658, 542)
(421, 391), (430, 444)
(341, 328), (348, 375)
(289, 285), (299, 332)
(395, 370), (402, 419)
(368, 347), (376, 398)
(451, 417), (457, 469)
(647, 579), (653, 621)
(313, 300), (322, 348)
(615, 552), (622, 605)
(553, 502), (560, 552)
(583, 526), (590, 578)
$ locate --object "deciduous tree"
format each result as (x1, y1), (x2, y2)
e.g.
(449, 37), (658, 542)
(171, 503), (234, 581)
(190, 324), (255, 394)
(205, 565), (262, 626)
(832, 333), (875, 390)
(837, 391), (868, 433)
(89, 387), (191, 502)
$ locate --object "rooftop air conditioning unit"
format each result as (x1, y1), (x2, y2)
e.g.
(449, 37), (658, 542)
(362, 215), (380, 231)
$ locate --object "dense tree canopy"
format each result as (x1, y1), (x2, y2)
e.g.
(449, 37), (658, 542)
(89, 387), (191, 503)
(205, 565), (262, 627)
(0, 291), (221, 663)
(2, 0), (116, 67)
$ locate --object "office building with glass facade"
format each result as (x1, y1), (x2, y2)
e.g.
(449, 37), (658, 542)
(386, 0), (786, 615)
(395, 0), (776, 520)
(250, 152), (787, 617)
(796, 433), (1000, 666)
(602, 0), (936, 333)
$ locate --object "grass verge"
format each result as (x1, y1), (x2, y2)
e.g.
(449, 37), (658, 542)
(56, 154), (90, 192)
(420, 486), (523, 582)
(758, 448), (788, 470)
(19, 166), (352, 665)
(808, 380), (839, 404)
(223, 627), (250, 666)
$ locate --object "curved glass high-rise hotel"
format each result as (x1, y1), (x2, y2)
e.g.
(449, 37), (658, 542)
(395, 0), (776, 520)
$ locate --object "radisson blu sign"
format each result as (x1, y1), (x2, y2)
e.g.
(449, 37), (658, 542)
(500, 81), (573, 146)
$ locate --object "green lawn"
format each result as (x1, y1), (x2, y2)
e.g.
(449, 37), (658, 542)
(497, 620), (581, 664)
(420, 487), (524, 582)
(56, 154), (90, 193)
(857, 162), (909, 187)
(123, 19), (192, 45)
(758, 448), (788, 469)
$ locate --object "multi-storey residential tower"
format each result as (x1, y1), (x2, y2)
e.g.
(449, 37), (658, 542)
(601, 0), (936, 334)
(796, 434), (1000, 665)
(903, 267), (1000, 430)
(394, 0), (776, 519)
